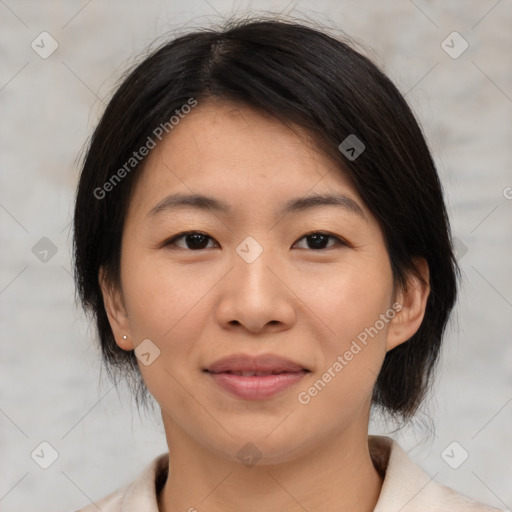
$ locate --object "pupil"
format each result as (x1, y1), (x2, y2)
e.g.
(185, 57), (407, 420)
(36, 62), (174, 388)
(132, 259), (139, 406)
(308, 234), (327, 249)
(187, 233), (208, 249)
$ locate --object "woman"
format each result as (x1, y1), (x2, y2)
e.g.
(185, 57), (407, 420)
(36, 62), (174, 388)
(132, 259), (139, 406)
(72, 16), (502, 512)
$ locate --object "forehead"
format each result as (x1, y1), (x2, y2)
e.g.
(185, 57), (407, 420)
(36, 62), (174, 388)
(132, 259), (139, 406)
(126, 100), (366, 221)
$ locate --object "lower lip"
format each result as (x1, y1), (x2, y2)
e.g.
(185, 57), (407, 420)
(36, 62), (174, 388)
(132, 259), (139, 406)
(208, 371), (308, 400)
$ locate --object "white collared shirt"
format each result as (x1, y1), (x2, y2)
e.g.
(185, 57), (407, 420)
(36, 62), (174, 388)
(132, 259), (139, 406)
(72, 435), (504, 511)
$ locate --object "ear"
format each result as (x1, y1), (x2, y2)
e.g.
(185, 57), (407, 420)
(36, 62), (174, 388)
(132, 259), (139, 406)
(98, 266), (134, 351)
(386, 257), (430, 352)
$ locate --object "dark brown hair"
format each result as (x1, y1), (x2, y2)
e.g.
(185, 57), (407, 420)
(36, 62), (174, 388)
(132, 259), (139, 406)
(73, 16), (459, 423)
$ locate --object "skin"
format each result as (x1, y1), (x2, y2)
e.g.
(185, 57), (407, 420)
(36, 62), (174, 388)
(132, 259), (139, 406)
(100, 99), (430, 512)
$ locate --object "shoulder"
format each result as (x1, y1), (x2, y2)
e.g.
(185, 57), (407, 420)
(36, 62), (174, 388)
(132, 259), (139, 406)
(71, 452), (169, 512)
(73, 486), (125, 512)
(370, 435), (505, 512)
(432, 483), (506, 512)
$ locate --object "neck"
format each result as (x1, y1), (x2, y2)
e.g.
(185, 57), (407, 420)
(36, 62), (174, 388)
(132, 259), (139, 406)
(157, 419), (383, 512)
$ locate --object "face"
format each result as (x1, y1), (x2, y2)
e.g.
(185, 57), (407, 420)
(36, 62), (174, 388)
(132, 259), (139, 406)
(101, 99), (428, 464)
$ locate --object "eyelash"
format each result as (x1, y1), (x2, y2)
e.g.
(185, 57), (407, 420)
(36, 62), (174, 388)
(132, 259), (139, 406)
(163, 231), (349, 251)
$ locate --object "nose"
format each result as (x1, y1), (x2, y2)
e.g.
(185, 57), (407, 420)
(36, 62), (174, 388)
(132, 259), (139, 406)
(215, 246), (296, 334)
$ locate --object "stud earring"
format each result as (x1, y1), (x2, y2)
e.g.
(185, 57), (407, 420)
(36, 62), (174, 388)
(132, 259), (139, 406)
(123, 335), (127, 340)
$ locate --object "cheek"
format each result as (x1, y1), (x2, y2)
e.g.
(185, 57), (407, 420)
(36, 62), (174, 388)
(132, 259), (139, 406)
(295, 252), (393, 341)
(294, 281), (391, 422)
(119, 252), (217, 412)
(293, 254), (393, 394)
(121, 249), (204, 337)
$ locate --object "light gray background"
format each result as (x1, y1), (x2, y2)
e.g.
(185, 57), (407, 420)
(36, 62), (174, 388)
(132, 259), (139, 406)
(1, 1), (511, 511)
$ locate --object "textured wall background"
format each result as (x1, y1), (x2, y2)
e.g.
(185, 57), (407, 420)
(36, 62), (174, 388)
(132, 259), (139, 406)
(1, 1), (511, 511)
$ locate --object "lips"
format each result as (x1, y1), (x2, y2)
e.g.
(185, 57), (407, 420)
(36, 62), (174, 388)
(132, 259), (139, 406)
(220, 371), (287, 376)
(204, 353), (310, 400)
(205, 353), (308, 374)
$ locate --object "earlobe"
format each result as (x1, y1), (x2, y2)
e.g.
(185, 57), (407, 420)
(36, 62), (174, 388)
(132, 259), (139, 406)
(386, 257), (430, 352)
(98, 266), (134, 351)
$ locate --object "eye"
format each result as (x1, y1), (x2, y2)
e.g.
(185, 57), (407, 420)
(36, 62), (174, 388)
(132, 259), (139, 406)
(164, 231), (218, 250)
(293, 232), (347, 250)
(164, 231), (348, 251)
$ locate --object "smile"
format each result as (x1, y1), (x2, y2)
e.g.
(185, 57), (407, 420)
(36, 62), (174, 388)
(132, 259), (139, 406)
(207, 370), (309, 400)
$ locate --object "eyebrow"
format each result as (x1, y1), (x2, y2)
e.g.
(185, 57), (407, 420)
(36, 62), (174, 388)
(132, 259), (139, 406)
(147, 192), (367, 220)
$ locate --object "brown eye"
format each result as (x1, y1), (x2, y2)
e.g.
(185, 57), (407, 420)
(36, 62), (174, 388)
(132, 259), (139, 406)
(294, 232), (346, 250)
(165, 231), (217, 250)
(164, 231), (347, 251)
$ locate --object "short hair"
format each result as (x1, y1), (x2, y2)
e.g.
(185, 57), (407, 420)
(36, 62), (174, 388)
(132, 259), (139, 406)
(73, 16), (459, 423)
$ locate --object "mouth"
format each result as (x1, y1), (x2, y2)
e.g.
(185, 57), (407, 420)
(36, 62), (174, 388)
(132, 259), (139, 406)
(204, 353), (311, 400)
(211, 370), (300, 376)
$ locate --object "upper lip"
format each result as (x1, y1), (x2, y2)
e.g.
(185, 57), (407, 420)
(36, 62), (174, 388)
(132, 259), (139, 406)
(205, 353), (310, 374)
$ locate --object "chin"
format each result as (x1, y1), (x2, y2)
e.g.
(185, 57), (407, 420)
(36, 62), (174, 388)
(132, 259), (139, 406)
(199, 423), (317, 467)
